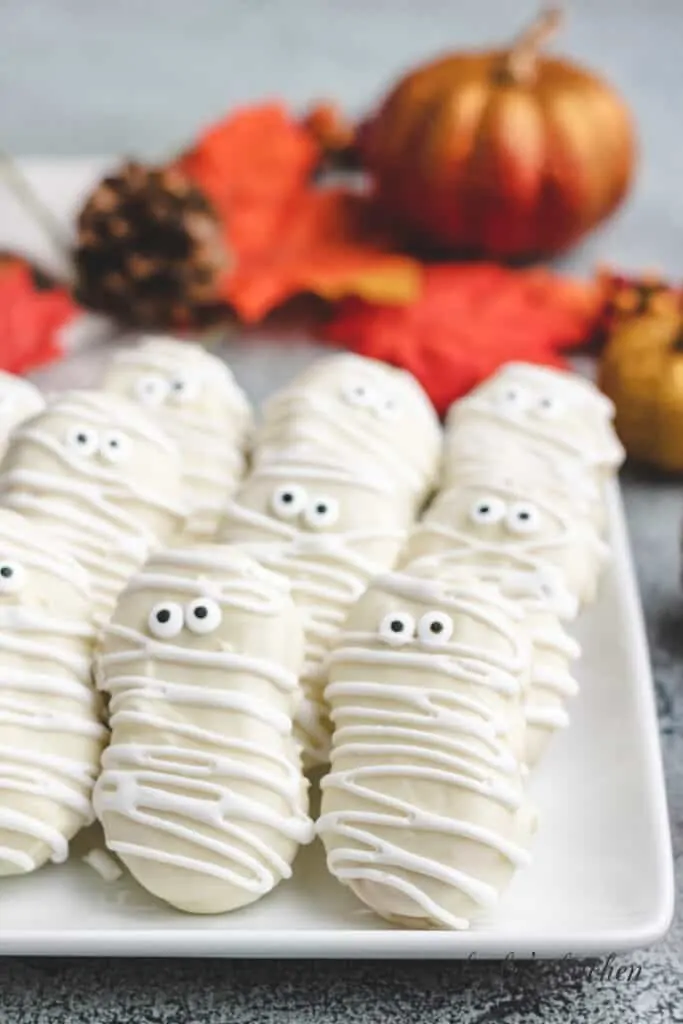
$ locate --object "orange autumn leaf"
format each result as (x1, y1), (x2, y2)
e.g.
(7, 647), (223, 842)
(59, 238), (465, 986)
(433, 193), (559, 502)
(320, 263), (602, 414)
(178, 102), (420, 322)
(222, 186), (420, 322)
(178, 101), (319, 256)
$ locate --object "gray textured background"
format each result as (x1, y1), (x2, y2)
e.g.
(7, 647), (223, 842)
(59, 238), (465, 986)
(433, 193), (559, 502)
(1, 1), (683, 1022)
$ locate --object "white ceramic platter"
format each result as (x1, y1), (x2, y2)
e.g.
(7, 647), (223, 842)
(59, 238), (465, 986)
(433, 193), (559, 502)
(0, 163), (675, 958)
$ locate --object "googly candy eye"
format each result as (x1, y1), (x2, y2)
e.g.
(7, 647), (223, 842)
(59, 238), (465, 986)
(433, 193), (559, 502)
(535, 394), (565, 419)
(185, 597), (222, 635)
(497, 385), (529, 413)
(168, 376), (200, 404)
(506, 501), (541, 535)
(378, 610), (415, 646)
(0, 561), (25, 594)
(417, 610), (454, 646)
(147, 601), (184, 639)
(100, 429), (131, 464)
(134, 375), (169, 406)
(342, 380), (377, 408)
(65, 424), (99, 458)
(469, 496), (507, 526)
(304, 495), (339, 530)
(270, 484), (308, 519)
(375, 395), (400, 420)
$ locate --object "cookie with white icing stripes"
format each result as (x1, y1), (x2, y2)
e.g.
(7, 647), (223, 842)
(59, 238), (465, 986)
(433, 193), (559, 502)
(319, 568), (536, 930)
(255, 354), (441, 507)
(403, 468), (608, 605)
(94, 545), (314, 914)
(103, 337), (252, 540)
(445, 363), (624, 475)
(0, 390), (185, 616)
(0, 509), (104, 876)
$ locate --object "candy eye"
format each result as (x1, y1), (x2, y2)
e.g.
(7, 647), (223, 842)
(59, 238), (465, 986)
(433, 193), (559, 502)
(271, 484), (308, 519)
(0, 561), (25, 594)
(147, 601), (184, 639)
(342, 381), (376, 408)
(376, 396), (400, 420)
(506, 502), (541, 535)
(134, 375), (169, 406)
(185, 597), (222, 635)
(304, 495), (339, 530)
(65, 424), (99, 457)
(100, 430), (131, 464)
(469, 496), (506, 525)
(498, 385), (529, 412)
(535, 395), (564, 419)
(168, 376), (200, 404)
(417, 610), (454, 646)
(378, 610), (415, 646)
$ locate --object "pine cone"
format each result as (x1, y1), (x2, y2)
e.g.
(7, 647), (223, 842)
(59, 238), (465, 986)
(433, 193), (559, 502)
(74, 161), (231, 330)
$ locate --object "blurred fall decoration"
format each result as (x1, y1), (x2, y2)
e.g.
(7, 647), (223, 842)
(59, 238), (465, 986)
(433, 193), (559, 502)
(358, 7), (636, 258)
(321, 263), (602, 414)
(0, 253), (77, 374)
(599, 275), (683, 472)
(74, 103), (419, 330)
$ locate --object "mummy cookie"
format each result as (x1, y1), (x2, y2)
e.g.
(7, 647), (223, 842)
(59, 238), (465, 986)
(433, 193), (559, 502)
(0, 510), (105, 876)
(403, 468), (608, 605)
(220, 455), (411, 565)
(0, 372), (44, 458)
(405, 558), (580, 767)
(94, 546), (314, 914)
(219, 456), (412, 765)
(445, 363), (624, 475)
(0, 390), (184, 616)
(255, 354), (441, 507)
(318, 569), (536, 930)
(102, 337), (252, 539)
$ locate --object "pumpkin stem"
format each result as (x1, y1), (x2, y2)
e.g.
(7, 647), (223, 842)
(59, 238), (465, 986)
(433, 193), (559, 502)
(503, 7), (563, 84)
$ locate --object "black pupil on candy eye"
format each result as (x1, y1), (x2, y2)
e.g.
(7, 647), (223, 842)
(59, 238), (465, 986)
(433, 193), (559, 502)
(281, 492), (294, 504)
(478, 505), (490, 515)
(156, 609), (171, 624)
(109, 439), (119, 448)
(194, 606), (208, 620)
(430, 621), (444, 634)
(77, 433), (88, 444)
(390, 620), (404, 633)
(0, 567), (12, 578)
(316, 503), (327, 514)
(173, 381), (184, 392)
(518, 510), (531, 521)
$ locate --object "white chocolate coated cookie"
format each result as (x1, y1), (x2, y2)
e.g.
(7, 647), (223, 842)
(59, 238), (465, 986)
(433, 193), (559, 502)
(403, 559), (580, 767)
(219, 456), (410, 565)
(94, 546), (313, 914)
(403, 468), (608, 606)
(445, 363), (624, 475)
(0, 372), (44, 458)
(318, 568), (536, 930)
(255, 354), (440, 506)
(103, 337), (252, 539)
(0, 390), (184, 616)
(0, 510), (104, 876)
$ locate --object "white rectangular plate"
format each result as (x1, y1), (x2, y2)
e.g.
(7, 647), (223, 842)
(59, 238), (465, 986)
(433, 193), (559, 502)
(0, 162), (675, 958)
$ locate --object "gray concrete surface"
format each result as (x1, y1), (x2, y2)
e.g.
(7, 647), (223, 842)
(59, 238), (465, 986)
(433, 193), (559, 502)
(0, 1), (682, 1021)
